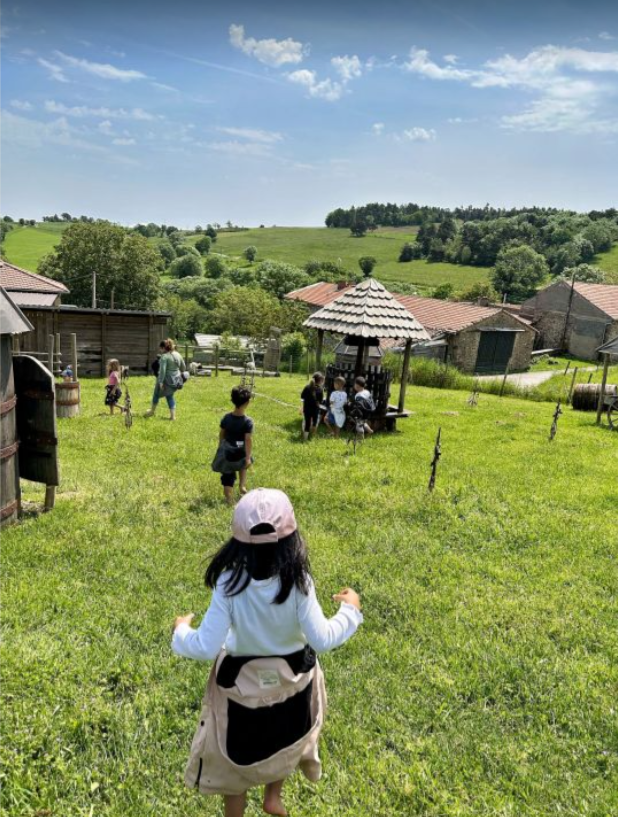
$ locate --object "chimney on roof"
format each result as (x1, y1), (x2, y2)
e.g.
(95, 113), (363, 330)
(477, 296), (491, 307)
(337, 280), (348, 291)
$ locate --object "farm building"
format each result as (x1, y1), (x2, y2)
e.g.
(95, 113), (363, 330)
(521, 280), (618, 359)
(0, 261), (170, 376)
(286, 282), (536, 373)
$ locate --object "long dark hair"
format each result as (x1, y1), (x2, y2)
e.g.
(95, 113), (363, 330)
(205, 526), (311, 604)
(309, 371), (324, 397)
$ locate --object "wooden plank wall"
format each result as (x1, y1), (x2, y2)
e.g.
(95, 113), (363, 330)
(19, 310), (169, 376)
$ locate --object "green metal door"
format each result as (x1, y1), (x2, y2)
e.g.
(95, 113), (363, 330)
(475, 331), (515, 373)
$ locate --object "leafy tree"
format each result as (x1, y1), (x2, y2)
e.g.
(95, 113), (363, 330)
(18, 218), (26, 226)
(492, 245), (549, 301)
(169, 254), (203, 278)
(254, 261), (311, 300)
(61, 212), (72, 221)
(350, 222), (368, 238)
(399, 242), (423, 262)
(244, 245), (258, 263)
(457, 281), (499, 303)
(0, 222), (13, 243)
(281, 332), (307, 367)
(227, 267), (257, 287)
(205, 255), (228, 279)
(432, 283), (455, 300)
(438, 217), (457, 242)
(561, 264), (605, 283)
(194, 225), (203, 234)
(573, 236), (595, 264)
(164, 276), (230, 309)
(208, 287), (283, 339)
(358, 256), (377, 276)
(195, 235), (212, 256)
(28, 219), (36, 226)
(167, 230), (183, 247)
(582, 220), (615, 253)
(157, 239), (176, 267)
(160, 293), (209, 339)
(2, 216), (14, 223)
(427, 238), (446, 262)
(175, 245), (201, 258)
(38, 221), (161, 309)
(205, 225), (218, 242)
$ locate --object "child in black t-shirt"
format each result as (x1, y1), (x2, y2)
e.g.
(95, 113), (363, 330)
(213, 386), (254, 505)
(300, 372), (324, 442)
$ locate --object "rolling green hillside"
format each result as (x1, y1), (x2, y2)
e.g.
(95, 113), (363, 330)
(2, 223), (68, 271)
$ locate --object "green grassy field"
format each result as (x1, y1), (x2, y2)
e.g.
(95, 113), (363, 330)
(2, 375), (617, 817)
(2, 223), (68, 271)
(193, 228), (491, 294)
(596, 245), (618, 283)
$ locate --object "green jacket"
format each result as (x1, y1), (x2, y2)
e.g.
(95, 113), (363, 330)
(158, 351), (186, 395)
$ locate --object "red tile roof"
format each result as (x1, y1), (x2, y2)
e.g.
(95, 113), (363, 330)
(286, 281), (353, 307)
(573, 281), (618, 320)
(0, 260), (69, 294)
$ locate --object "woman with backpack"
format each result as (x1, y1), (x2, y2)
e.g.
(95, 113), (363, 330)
(144, 338), (187, 421)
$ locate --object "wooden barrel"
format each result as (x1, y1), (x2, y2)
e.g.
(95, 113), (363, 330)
(572, 383), (618, 411)
(0, 337), (20, 526)
(56, 381), (80, 418)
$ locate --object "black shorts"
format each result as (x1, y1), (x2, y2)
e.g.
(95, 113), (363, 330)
(303, 409), (319, 432)
(221, 472), (237, 487)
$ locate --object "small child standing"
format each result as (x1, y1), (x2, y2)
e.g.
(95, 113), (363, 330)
(353, 376), (375, 435)
(212, 386), (254, 505)
(324, 376), (348, 438)
(172, 488), (362, 817)
(300, 372), (324, 441)
(104, 359), (123, 415)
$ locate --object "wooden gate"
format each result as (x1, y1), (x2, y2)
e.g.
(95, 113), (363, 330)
(13, 355), (60, 488)
(475, 331), (516, 373)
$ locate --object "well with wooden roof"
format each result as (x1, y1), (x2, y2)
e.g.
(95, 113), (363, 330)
(304, 275), (429, 414)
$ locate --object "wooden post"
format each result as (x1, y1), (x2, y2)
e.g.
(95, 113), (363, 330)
(47, 334), (55, 376)
(12, 335), (20, 353)
(71, 333), (78, 381)
(44, 485), (56, 512)
(354, 340), (365, 379)
(101, 313), (107, 377)
(596, 355), (610, 425)
(567, 367), (579, 404)
(110, 288), (115, 310)
(55, 332), (61, 375)
(214, 345), (219, 377)
(289, 355), (293, 376)
(316, 329), (324, 371)
(499, 363), (511, 397)
(398, 339), (413, 413)
(306, 348), (310, 376)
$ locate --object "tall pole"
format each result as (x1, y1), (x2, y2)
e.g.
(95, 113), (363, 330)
(398, 338), (413, 413)
(596, 354), (610, 425)
(316, 329), (324, 371)
(110, 288), (115, 310)
(71, 333), (78, 381)
(92, 270), (97, 309)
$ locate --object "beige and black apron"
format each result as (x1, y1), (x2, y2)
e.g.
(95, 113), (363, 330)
(185, 646), (326, 796)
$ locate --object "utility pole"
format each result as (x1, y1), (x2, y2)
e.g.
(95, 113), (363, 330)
(110, 288), (115, 310)
(92, 270), (97, 309)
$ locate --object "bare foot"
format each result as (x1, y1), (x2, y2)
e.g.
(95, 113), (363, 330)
(239, 486), (248, 496)
(263, 795), (287, 816)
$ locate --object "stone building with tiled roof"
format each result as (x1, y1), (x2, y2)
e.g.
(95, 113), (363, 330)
(0, 260), (69, 307)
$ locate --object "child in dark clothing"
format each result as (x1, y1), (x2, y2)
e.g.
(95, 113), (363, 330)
(213, 387), (254, 505)
(300, 372), (324, 442)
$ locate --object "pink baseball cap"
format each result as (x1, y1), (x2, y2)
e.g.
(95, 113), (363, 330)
(232, 488), (297, 544)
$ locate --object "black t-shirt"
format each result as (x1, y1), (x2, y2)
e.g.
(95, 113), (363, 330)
(301, 385), (323, 414)
(151, 356), (161, 377)
(220, 412), (254, 457)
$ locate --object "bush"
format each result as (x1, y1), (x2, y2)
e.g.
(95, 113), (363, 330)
(244, 245), (258, 263)
(254, 260), (311, 300)
(157, 239), (176, 266)
(358, 256), (377, 276)
(399, 242), (422, 262)
(195, 235), (212, 255)
(560, 264), (605, 283)
(175, 245), (200, 258)
(164, 276), (230, 309)
(205, 255), (228, 279)
(433, 283), (455, 300)
(169, 254), (203, 278)
(281, 332), (307, 369)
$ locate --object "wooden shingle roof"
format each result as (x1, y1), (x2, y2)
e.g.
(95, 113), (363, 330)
(304, 276), (430, 341)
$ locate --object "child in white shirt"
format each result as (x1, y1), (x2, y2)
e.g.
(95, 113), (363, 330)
(324, 376), (348, 438)
(172, 488), (362, 817)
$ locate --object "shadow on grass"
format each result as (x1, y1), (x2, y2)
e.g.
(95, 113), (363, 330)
(187, 495), (225, 513)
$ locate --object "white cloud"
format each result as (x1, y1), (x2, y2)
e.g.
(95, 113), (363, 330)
(98, 120), (114, 135)
(331, 54), (362, 81)
(112, 137), (136, 145)
(372, 122), (385, 135)
(217, 127), (283, 144)
(229, 23), (306, 67)
(206, 140), (272, 157)
(10, 100), (33, 111)
(443, 54), (459, 64)
(38, 58), (69, 83)
(151, 81), (178, 92)
(403, 44), (618, 134)
(54, 51), (147, 81)
(44, 100), (158, 121)
(288, 69), (345, 101)
(400, 127), (436, 142)
(447, 116), (479, 124)
(599, 32), (616, 41)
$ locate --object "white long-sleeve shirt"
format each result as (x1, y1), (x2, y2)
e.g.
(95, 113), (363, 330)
(172, 572), (363, 660)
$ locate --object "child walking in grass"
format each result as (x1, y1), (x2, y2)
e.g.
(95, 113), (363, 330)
(353, 376), (375, 436)
(212, 386), (254, 505)
(324, 376), (347, 438)
(172, 488), (362, 817)
(104, 359), (123, 415)
(299, 372), (324, 441)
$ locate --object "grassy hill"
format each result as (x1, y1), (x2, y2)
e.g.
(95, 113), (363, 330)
(2, 223), (68, 271)
(2, 375), (616, 817)
(194, 227), (490, 294)
(595, 244), (618, 282)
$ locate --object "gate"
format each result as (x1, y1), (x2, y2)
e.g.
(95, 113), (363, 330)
(475, 331), (516, 373)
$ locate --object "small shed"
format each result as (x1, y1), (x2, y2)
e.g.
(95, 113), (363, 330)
(1, 289), (33, 525)
(304, 276), (430, 420)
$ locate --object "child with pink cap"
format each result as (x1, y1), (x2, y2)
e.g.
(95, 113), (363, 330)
(172, 488), (363, 817)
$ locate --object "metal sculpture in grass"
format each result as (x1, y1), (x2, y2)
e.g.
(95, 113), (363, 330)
(428, 427), (442, 491)
(549, 400), (562, 441)
(467, 389), (479, 407)
(346, 404), (366, 455)
(122, 367), (133, 429)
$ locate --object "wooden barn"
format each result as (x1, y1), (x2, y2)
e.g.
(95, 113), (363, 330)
(1, 261), (170, 376)
(521, 280), (618, 360)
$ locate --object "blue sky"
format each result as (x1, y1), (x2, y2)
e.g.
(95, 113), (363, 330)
(2, 0), (618, 226)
